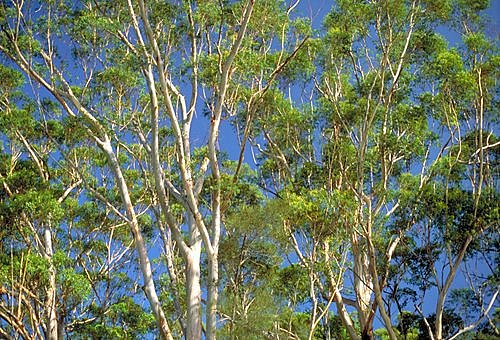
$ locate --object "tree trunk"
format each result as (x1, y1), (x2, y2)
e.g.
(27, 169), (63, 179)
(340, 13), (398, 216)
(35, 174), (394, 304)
(186, 236), (202, 340)
(352, 234), (373, 338)
(206, 253), (219, 340)
(435, 235), (473, 340)
(361, 330), (374, 340)
(366, 216), (398, 340)
(44, 228), (58, 340)
(333, 289), (360, 340)
(102, 140), (173, 340)
(323, 239), (360, 340)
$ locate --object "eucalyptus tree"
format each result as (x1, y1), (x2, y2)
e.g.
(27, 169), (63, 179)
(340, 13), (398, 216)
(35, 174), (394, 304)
(250, 0), (438, 337)
(315, 0), (498, 338)
(387, 1), (500, 338)
(1, 0), (497, 339)
(0, 62), (157, 338)
(318, 1), (498, 339)
(314, 1), (450, 337)
(0, 0), (312, 338)
(0, 62), (74, 339)
(247, 1), (498, 339)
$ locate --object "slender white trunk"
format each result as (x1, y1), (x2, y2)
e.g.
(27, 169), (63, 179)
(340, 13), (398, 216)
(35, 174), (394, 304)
(204, 2), (254, 337)
(186, 217), (202, 340)
(206, 253), (219, 340)
(435, 235), (473, 340)
(367, 237), (397, 340)
(43, 228), (58, 340)
(102, 140), (173, 340)
(352, 234), (373, 337)
(308, 267), (318, 340)
(324, 240), (359, 340)
(333, 289), (360, 340)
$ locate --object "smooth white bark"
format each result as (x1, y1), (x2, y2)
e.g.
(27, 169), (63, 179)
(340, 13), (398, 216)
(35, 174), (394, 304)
(102, 140), (173, 340)
(43, 228), (58, 340)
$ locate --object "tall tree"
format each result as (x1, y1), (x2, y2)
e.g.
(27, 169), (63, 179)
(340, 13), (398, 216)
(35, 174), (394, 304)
(247, 1), (498, 339)
(0, 0), (310, 338)
(0, 0), (497, 339)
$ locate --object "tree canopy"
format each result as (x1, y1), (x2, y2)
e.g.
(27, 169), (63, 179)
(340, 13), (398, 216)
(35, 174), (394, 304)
(0, 0), (498, 339)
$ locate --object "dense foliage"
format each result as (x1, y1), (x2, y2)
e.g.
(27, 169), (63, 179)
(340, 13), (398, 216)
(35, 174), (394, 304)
(0, 0), (498, 339)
